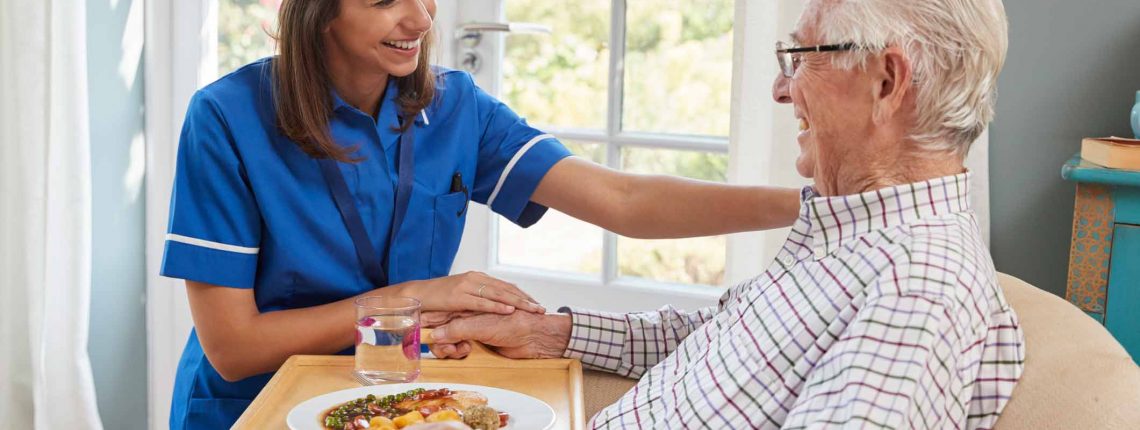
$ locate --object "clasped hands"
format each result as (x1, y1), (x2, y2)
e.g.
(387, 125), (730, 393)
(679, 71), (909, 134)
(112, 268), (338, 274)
(401, 271), (570, 360)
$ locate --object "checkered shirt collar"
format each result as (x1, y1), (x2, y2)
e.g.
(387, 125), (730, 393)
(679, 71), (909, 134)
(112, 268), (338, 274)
(800, 172), (973, 259)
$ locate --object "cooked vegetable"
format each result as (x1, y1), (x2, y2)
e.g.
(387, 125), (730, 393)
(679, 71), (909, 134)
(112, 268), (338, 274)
(392, 410), (425, 427)
(462, 405), (501, 430)
(425, 409), (462, 423)
(369, 416), (396, 430)
(323, 387), (502, 429)
(322, 388), (425, 429)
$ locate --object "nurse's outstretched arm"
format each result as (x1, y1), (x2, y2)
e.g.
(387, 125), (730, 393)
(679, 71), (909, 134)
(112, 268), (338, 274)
(185, 271), (542, 382)
(531, 157), (801, 239)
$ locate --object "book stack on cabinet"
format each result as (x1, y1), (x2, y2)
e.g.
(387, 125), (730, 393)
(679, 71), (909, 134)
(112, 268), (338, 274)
(1082, 137), (1140, 170)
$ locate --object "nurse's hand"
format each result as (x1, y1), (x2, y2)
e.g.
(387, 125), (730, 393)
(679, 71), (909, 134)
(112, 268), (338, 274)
(395, 271), (545, 315)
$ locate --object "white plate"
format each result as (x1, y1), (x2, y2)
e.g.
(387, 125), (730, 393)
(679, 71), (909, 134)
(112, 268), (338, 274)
(286, 382), (556, 430)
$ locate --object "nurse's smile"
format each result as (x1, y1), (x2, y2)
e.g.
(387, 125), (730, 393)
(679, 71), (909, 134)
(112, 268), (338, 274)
(382, 38), (422, 57)
(324, 0), (436, 117)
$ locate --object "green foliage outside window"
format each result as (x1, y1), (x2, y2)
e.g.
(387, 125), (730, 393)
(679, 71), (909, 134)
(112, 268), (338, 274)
(218, 0), (279, 76)
(504, 0), (734, 286)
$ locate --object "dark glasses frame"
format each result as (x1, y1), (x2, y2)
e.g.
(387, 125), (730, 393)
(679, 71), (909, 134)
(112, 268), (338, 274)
(775, 42), (859, 78)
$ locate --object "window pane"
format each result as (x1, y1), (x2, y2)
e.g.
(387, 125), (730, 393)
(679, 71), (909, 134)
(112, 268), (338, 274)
(497, 142), (605, 275)
(623, 0), (734, 137)
(618, 147), (727, 285)
(504, 0), (610, 130)
(218, 0), (280, 76)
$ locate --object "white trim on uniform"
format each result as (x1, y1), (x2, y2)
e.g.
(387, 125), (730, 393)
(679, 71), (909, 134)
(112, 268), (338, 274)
(165, 233), (260, 254)
(485, 133), (554, 208)
(420, 110), (430, 126)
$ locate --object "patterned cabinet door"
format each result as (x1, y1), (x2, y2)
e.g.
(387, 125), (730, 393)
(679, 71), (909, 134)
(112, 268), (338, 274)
(1067, 183), (1115, 319)
(1105, 224), (1140, 362)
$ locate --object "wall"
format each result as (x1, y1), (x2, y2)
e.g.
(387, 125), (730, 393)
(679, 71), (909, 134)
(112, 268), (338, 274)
(990, 0), (1140, 297)
(87, 0), (148, 428)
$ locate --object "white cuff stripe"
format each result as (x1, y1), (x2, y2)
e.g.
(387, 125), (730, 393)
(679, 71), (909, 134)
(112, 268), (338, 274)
(166, 234), (260, 255)
(486, 134), (554, 209)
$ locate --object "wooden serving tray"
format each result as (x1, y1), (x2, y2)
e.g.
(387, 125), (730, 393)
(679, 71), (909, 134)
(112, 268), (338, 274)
(234, 339), (585, 429)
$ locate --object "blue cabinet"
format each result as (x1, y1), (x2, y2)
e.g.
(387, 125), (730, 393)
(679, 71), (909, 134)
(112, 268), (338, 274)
(1105, 224), (1140, 360)
(1063, 154), (1140, 363)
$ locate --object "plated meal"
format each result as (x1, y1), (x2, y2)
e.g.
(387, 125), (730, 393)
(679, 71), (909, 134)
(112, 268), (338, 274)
(286, 383), (555, 430)
(322, 388), (507, 430)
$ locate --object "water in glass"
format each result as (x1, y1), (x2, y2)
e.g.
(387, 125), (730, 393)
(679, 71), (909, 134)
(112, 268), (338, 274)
(354, 297), (421, 384)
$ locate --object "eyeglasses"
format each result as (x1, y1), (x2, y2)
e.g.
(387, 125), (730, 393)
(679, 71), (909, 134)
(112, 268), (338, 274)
(775, 41), (858, 78)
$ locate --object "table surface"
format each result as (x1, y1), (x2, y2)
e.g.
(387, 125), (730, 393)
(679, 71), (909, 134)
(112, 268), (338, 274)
(234, 344), (585, 429)
(1062, 153), (1140, 187)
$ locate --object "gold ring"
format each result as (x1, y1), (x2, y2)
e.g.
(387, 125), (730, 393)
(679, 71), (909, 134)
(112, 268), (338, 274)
(477, 284), (487, 299)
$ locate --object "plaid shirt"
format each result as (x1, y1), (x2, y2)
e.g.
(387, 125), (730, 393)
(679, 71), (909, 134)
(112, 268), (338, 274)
(562, 173), (1025, 429)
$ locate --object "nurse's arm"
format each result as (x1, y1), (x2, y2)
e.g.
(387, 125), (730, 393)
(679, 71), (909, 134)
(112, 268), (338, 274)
(185, 280), (363, 381)
(531, 157), (800, 239)
(185, 271), (541, 381)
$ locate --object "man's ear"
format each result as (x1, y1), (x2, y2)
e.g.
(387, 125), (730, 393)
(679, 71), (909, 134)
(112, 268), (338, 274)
(871, 46), (913, 125)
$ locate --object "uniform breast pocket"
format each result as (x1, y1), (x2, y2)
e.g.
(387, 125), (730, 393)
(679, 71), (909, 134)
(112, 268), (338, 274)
(429, 191), (469, 277)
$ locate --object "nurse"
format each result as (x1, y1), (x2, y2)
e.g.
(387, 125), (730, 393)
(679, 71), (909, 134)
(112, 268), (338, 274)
(160, 0), (800, 428)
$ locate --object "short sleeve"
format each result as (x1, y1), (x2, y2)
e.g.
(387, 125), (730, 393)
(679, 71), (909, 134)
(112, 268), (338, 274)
(465, 73), (571, 227)
(160, 92), (262, 289)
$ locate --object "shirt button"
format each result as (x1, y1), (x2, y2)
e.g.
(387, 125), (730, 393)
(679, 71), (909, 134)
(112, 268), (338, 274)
(781, 255), (795, 266)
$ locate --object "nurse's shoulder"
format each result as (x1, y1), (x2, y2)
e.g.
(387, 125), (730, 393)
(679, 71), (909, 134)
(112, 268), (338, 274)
(194, 57), (276, 112)
(427, 66), (476, 119)
(179, 58), (277, 154)
(431, 66), (474, 98)
(426, 66), (506, 129)
(183, 57), (275, 128)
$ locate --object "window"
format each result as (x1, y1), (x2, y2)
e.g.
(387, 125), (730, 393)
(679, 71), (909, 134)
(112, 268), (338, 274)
(496, 0), (735, 286)
(217, 0), (279, 76)
(215, 0), (736, 287)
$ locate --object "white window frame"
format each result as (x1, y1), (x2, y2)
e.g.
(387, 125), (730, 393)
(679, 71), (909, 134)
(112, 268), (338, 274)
(143, 1), (217, 428)
(143, 0), (799, 427)
(452, 0), (797, 312)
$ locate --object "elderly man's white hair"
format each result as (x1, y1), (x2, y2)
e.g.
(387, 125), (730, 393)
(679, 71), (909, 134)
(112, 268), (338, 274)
(815, 0), (1008, 157)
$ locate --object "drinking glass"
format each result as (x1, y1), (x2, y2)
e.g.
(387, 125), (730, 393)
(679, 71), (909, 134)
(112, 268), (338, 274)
(354, 296), (421, 384)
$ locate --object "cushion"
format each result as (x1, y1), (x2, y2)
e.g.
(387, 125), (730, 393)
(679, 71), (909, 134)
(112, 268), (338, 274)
(993, 273), (1140, 429)
(581, 273), (1140, 428)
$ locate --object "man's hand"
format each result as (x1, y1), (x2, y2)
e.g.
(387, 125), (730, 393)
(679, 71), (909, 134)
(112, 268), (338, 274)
(422, 311), (480, 328)
(428, 312), (572, 359)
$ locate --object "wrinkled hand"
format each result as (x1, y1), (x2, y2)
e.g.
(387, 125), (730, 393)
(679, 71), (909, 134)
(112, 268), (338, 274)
(394, 271), (545, 315)
(428, 312), (572, 359)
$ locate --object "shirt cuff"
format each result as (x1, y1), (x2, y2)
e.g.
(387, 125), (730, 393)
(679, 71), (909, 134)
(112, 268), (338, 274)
(558, 306), (628, 373)
(489, 137), (572, 228)
(160, 237), (259, 289)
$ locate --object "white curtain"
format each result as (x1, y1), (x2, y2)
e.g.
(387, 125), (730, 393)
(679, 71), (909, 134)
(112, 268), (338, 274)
(967, 131), (992, 245)
(0, 0), (104, 428)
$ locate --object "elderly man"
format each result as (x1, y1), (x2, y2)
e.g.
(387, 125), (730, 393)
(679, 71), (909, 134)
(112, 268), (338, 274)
(430, 0), (1025, 428)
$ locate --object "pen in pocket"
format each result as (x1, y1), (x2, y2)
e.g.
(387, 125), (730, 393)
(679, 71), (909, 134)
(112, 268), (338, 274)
(450, 172), (469, 217)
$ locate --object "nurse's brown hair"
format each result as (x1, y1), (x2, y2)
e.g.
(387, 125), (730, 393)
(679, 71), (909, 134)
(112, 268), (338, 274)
(273, 0), (436, 162)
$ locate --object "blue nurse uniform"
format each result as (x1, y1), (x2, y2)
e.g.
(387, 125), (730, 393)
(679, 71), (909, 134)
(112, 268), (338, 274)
(159, 58), (570, 429)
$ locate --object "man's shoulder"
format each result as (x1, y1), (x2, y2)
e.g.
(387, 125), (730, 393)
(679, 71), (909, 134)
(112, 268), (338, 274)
(898, 212), (992, 273)
(877, 213), (1000, 315)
